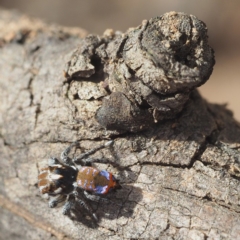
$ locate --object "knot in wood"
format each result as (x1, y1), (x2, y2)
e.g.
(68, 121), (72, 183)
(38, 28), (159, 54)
(65, 12), (215, 132)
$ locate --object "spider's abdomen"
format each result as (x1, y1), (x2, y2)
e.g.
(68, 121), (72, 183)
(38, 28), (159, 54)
(76, 166), (121, 194)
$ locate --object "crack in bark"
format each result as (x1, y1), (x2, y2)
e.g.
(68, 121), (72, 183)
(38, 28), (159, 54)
(163, 186), (240, 213)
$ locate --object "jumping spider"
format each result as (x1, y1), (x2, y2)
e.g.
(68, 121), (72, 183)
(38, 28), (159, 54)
(38, 140), (121, 221)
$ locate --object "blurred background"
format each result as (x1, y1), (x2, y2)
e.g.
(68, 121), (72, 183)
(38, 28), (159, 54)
(1, 0), (239, 120)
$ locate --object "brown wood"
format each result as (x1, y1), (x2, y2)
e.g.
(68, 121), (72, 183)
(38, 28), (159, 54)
(0, 8), (240, 239)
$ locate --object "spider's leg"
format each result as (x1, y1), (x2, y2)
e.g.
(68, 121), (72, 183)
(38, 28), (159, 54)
(62, 194), (75, 215)
(80, 157), (110, 166)
(48, 194), (66, 208)
(61, 142), (78, 165)
(74, 189), (98, 221)
(83, 191), (108, 203)
(73, 140), (113, 164)
(48, 157), (60, 166)
(75, 198), (98, 221)
(84, 191), (130, 215)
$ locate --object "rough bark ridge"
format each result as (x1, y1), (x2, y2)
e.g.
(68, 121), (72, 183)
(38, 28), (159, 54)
(1, 9), (240, 240)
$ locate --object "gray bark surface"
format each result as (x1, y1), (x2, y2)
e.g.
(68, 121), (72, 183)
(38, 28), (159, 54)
(0, 9), (240, 240)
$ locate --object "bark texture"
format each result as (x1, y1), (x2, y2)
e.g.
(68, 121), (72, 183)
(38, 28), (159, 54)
(1, 9), (240, 240)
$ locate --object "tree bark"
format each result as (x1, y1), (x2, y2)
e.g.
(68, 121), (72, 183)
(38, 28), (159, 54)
(1, 8), (240, 240)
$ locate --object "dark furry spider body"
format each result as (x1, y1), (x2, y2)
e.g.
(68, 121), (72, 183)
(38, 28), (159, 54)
(38, 140), (121, 221)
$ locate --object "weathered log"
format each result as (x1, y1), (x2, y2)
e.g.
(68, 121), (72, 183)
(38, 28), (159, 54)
(0, 9), (240, 240)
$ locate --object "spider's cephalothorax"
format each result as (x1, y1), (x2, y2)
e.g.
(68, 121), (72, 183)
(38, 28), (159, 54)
(38, 140), (121, 221)
(38, 164), (77, 195)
